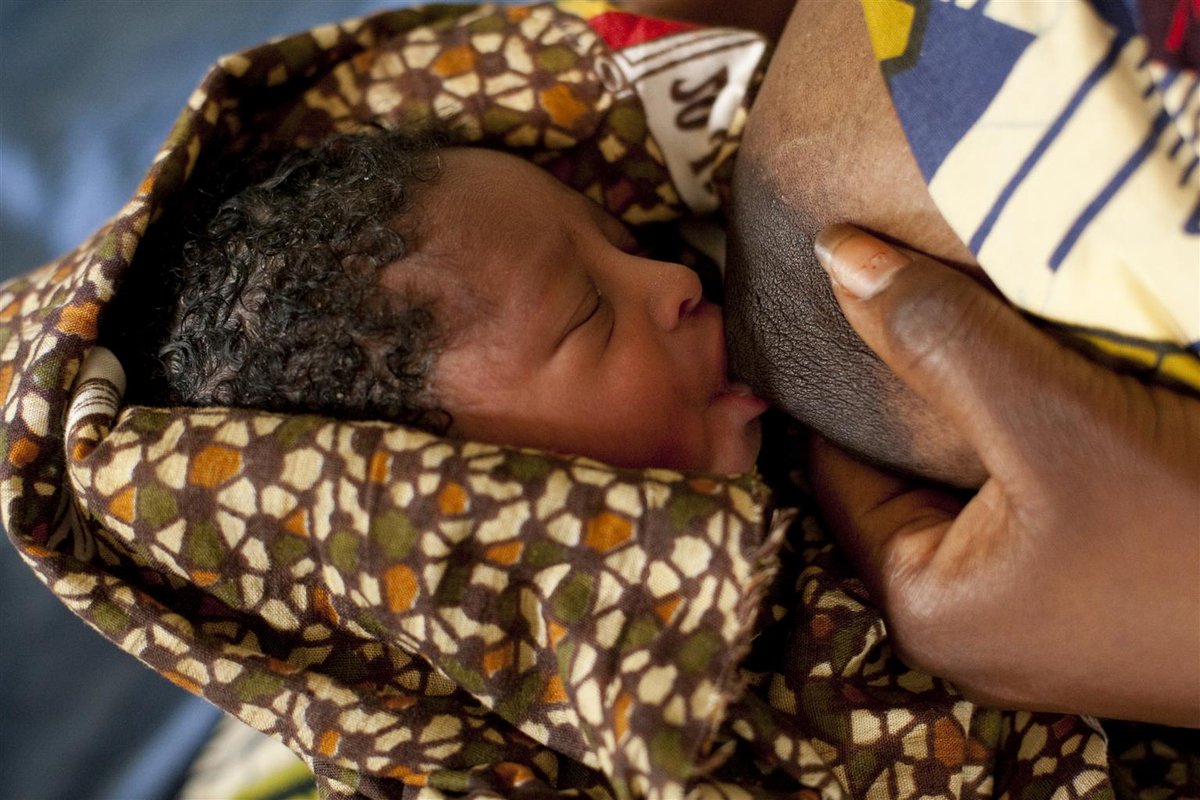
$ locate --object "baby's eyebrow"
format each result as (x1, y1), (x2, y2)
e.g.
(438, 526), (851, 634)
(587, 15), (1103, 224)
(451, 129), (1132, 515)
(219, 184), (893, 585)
(614, 221), (639, 251)
(592, 206), (638, 251)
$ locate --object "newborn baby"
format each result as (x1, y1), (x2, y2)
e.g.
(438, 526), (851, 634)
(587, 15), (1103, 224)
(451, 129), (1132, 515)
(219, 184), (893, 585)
(162, 131), (767, 473)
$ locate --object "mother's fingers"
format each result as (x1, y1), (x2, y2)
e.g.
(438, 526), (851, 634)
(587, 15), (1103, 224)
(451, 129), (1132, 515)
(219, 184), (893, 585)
(807, 435), (961, 608)
(808, 435), (1027, 685)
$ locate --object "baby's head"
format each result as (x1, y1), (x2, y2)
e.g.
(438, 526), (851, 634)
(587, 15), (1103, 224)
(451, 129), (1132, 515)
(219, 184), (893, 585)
(162, 132), (766, 473)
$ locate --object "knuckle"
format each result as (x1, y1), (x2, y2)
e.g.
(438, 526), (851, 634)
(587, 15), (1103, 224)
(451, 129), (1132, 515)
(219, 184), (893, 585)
(882, 578), (1032, 709)
(879, 571), (956, 677)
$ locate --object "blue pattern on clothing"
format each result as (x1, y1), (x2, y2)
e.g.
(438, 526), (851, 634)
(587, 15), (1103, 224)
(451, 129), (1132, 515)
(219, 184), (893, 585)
(886, 0), (1032, 180)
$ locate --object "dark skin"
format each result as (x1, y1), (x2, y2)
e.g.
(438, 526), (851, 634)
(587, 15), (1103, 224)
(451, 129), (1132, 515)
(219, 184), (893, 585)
(810, 224), (1200, 727)
(624, 0), (1200, 726)
(634, 0), (989, 486)
(722, 0), (991, 489)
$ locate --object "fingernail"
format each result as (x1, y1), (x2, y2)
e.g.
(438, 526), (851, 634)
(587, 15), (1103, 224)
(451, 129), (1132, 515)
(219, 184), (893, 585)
(814, 224), (910, 300)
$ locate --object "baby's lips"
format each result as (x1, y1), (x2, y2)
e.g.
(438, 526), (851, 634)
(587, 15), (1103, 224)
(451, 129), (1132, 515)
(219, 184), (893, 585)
(707, 382), (766, 473)
(714, 381), (770, 415)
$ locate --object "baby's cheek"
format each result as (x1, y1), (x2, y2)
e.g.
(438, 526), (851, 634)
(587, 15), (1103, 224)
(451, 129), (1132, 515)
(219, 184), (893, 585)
(637, 400), (707, 470)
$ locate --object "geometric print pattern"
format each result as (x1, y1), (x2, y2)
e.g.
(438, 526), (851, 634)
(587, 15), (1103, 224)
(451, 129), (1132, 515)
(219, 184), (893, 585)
(65, 355), (777, 798)
(1, 3), (1195, 799)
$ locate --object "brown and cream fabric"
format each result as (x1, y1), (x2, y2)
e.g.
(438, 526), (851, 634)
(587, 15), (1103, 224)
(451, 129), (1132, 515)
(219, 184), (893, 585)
(1, 3), (1195, 799)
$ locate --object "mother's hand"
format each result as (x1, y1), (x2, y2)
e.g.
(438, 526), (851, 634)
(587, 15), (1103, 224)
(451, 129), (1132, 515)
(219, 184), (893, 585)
(807, 224), (1200, 727)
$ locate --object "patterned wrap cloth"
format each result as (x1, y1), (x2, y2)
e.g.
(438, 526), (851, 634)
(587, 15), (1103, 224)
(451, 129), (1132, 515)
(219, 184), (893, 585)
(861, 0), (1200, 390)
(0, 3), (1195, 798)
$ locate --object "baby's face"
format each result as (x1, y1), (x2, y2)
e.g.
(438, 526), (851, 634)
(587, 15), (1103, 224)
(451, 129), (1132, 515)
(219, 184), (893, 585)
(395, 148), (766, 473)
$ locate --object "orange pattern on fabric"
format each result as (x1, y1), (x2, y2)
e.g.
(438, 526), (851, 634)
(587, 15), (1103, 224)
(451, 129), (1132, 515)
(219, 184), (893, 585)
(318, 729), (341, 757)
(654, 595), (681, 624)
(56, 301), (99, 337)
(164, 671), (201, 694)
(188, 445), (241, 488)
(283, 509), (309, 538)
(351, 49), (377, 74)
(613, 691), (633, 740)
(584, 511), (631, 551)
(386, 764), (428, 786)
(438, 481), (468, 515)
(548, 620), (567, 649)
(541, 673), (567, 704)
(933, 717), (966, 768)
(0, 364), (13, 403)
(191, 570), (218, 587)
(8, 437), (39, 467)
(432, 44), (476, 77)
(483, 641), (514, 676)
(0, 300), (19, 321)
(384, 563), (419, 612)
(71, 439), (95, 462)
(313, 585), (339, 623)
(484, 540), (523, 565)
(51, 262), (75, 282)
(267, 657), (302, 675)
(539, 84), (588, 129)
(109, 486), (135, 524)
(383, 694), (417, 711)
(496, 762), (535, 787)
(368, 451), (390, 483)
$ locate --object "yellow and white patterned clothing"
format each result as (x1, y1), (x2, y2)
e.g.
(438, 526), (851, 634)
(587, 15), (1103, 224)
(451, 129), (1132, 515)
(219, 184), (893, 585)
(863, 0), (1200, 389)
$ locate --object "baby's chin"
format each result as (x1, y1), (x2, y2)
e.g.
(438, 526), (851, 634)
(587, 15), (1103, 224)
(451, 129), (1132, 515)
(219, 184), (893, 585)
(707, 416), (763, 474)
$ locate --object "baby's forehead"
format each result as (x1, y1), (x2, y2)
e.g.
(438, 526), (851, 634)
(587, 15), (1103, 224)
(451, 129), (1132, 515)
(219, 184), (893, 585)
(375, 226), (504, 354)
(428, 147), (605, 228)
(386, 146), (622, 335)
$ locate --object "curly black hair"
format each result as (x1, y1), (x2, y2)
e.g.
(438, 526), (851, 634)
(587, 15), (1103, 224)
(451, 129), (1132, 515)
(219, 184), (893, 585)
(159, 130), (451, 431)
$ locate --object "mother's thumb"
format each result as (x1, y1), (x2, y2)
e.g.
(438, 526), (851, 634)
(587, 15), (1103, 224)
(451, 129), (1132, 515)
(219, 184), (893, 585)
(813, 223), (1087, 468)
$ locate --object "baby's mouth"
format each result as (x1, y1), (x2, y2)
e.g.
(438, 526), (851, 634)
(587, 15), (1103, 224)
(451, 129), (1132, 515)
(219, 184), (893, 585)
(712, 380), (770, 414)
(715, 380), (753, 398)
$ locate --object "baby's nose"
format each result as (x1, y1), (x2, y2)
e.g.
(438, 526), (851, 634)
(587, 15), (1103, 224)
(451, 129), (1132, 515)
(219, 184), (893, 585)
(650, 261), (704, 331)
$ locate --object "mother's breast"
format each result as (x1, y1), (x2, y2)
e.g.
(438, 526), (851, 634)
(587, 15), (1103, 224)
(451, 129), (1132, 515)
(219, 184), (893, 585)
(724, 0), (987, 486)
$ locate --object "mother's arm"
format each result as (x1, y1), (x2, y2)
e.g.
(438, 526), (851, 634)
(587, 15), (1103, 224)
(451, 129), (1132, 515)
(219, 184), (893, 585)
(808, 224), (1200, 727)
(726, 1), (1200, 725)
